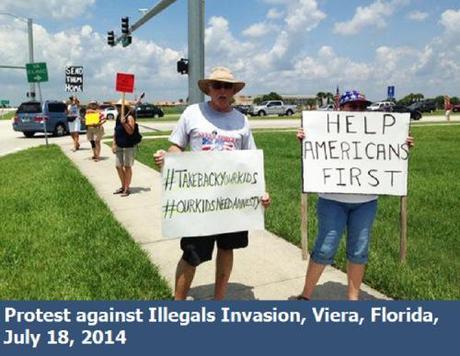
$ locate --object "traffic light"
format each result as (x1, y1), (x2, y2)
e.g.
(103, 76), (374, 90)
(177, 58), (189, 75)
(121, 17), (130, 35)
(122, 35), (132, 47)
(107, 31), (115, 46)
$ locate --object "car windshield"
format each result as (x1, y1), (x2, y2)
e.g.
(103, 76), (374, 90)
(260, 101), (268, 106)
(17, 102), (41, 113)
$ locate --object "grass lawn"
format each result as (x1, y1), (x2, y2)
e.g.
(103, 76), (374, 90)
(0, 111), (15, 120)
(135, 125), (459, 300)
(0, 146), (172, 300)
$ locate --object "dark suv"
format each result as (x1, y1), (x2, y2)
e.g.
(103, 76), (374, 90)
(13, 100), (85, 137)
(407, 100), (436, 113)
(135, 104), (164, 118)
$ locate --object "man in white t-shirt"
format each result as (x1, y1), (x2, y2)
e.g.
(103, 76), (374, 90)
(154, 67), (271, 300)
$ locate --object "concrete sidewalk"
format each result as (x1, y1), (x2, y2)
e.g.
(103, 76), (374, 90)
(58, 140), (389, 301)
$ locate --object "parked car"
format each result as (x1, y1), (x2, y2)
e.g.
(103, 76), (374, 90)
(135, 104), (164, 118)
(367, 101), (395, 111)
(407, 99), (436, 113)
(318, 104), (335, 111)
(389, 105), (422, 120)
(102, 105), (118, 120)
(248, 100), (296, 116)
(12, 100), (86, 138)
(452, 104), (460, 112)
(233, 104), (251, 114)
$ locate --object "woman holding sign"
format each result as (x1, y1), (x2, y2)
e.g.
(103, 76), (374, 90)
(112, 99), (139, 197)
(296, 90), (414, 300)
(67, 96), (81, 151)
(85, 101), (106, 162)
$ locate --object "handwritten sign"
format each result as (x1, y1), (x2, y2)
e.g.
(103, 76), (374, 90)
(302, 111), (410, 196)
(161, 150), (266, 238)
(65, 66), (83, 92)
(84, 112), (100, 126)
(116, 73), (135, 93)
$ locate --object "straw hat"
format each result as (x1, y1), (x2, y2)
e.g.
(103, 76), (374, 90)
(198, 67), (245, 95)
(115, 99), (131, 107)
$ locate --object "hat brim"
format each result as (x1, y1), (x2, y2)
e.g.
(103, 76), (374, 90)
(198, 79), (245, 96)
(340, 98), (372, 107)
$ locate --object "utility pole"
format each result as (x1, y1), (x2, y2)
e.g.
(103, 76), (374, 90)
(27, 18), (36, 99)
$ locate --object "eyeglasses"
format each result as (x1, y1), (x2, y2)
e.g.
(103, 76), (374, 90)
(210, 81), (234, 90)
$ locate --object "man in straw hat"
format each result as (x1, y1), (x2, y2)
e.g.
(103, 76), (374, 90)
(154, 66), (271, 300)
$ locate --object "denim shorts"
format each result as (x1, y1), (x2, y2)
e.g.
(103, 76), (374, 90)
(310, 197), (378, 265)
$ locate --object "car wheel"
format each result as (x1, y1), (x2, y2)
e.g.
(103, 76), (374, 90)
(258, 110), (266, 116)
(286, 110), (293, 116)
(54, 123), (67, 137)
(107, 114), (114, 120)
(23, 131), (35, 138)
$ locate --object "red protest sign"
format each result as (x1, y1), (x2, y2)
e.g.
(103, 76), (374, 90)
(116, 73), (135, 93)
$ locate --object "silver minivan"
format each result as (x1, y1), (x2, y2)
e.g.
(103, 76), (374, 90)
(12, 100), (85, 138)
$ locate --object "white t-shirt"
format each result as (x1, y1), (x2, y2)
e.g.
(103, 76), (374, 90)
(318, 193), (377, 204)
(169, 102), (256, 151)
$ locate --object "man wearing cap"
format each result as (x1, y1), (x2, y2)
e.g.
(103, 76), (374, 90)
(154, 67), (271, 300)
(295, 90), (414, 300)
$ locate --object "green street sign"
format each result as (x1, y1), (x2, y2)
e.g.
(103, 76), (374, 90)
(26, 62), (48, 83)
(1, 100), (9, 106)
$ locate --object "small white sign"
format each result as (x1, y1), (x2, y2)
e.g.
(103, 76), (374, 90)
(161, 150), (266, 238)
(302, 111), (410, 196)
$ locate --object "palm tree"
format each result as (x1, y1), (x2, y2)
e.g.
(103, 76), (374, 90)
(316, 92), (326, 107)
(325, 92), (334, 104)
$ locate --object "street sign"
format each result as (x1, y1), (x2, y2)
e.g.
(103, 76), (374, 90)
(116, 72), (135, 93)
(1, 100), (10, 106)
(387, 85), (395, 99)
(26, 62), (48, 83)
(65, 66), (83, 92)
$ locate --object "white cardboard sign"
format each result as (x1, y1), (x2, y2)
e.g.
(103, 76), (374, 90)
(161, 150), (266, 238)
(302, 111), (410, 196)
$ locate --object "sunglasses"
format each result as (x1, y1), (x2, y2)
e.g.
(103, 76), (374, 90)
(210, 81), (234, 90)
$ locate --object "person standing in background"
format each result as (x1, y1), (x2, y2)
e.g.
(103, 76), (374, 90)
(67, 96), (81, 151)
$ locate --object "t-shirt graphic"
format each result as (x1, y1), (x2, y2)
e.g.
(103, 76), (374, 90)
(201, 130), (236, 151)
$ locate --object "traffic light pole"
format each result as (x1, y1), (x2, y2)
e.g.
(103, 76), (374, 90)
(110, 0), (205, 105)
(27, 18), (36, 99)
(188, 0), (204, 104)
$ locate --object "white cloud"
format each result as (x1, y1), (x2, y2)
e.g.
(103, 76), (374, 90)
(242, 22), (271, 38)
(407, 10), (429, 22)
(439, 9), (460, 34)
(333, 0), (406, 35)
(267, 8), (283, 20)
(0, 21), (184, 104)
(0, 0), (95, 20)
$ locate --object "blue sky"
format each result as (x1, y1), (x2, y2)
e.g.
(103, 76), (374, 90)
(0, 0), (459, 105)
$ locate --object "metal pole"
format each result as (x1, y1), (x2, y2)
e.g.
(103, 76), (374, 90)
(188, 0), (204, 104)
(27, 18), (36, 99)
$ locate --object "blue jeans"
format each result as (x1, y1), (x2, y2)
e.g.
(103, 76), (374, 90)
(311, 198), (378, 265)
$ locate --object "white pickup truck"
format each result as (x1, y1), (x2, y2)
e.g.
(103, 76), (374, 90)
(248, 100), (297, 116)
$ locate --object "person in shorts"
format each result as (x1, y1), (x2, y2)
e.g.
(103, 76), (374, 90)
(85, 101), (106, 161)
(112, 99), (137, 197)
(295, 90), (415, 300)
(154, 67), (271, 300)
(67, 96), (81, 151)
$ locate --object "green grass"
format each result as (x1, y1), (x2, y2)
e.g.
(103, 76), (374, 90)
(0, 111), (15, 120)
(135, 125), (459, 300)
(0, 146), (172, 300)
